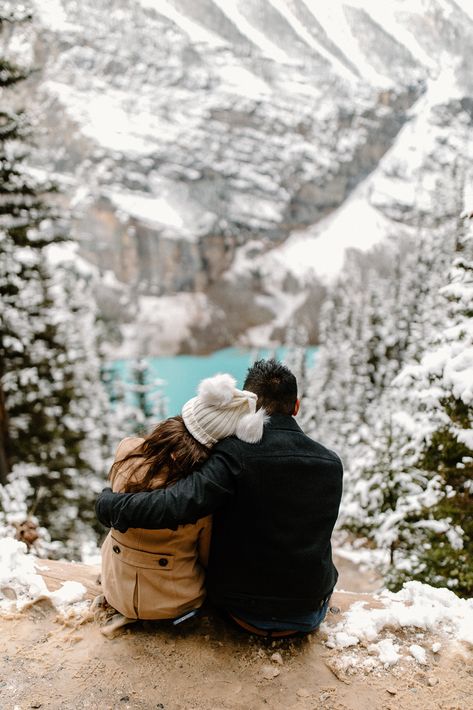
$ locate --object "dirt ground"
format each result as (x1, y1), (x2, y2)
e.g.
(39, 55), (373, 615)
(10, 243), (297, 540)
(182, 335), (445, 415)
(0, 554), (472, 710)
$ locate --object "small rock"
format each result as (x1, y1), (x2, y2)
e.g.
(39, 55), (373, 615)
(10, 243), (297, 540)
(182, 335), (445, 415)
(30, 704), (42, 709)
(428, 677), (439, 687)
(261, 665), (280, 680)
(120, 696), (130, 702)
(270, 652), (283, 665)
(386, 688), (397, 695)
(329, 606), (341, 615)
(296, 688), (310, 698)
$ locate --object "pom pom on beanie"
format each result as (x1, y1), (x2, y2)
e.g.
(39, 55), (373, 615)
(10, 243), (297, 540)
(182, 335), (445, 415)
(235, 407), (268, 444)
(198, 373), (236, 406)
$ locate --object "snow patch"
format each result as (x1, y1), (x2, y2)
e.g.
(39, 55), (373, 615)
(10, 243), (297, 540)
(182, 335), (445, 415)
(409, 643), (427, 664)
(324, 581), (473, 657)
(267, 185), (396, 281)
(368, 638), (401, 667)
(217, 65), (271, 99)
(0, 538), (86, 613)
(107, 190), (184, 232)
(323, 581), (473, 669)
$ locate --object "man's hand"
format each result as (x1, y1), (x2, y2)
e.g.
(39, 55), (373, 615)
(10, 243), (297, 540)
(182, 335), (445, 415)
(96, 487), (129, 532)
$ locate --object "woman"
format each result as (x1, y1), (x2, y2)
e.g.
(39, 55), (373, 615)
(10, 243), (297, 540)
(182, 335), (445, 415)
(100, 373), (265, 635)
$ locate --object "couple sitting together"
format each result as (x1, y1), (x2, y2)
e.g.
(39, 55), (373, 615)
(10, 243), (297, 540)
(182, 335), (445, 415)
(96, 359), (343, 638)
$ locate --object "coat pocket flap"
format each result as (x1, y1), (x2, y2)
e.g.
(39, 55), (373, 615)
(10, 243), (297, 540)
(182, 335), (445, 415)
(110, 538), (175, 570)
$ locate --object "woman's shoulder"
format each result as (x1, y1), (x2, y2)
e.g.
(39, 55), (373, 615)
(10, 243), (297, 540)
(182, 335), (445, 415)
(111, 437), (145, 492)
(115, 436), (145, 460)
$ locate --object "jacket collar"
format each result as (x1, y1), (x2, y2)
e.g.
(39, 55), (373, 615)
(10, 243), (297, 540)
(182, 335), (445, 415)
(265, 413), (303, 433)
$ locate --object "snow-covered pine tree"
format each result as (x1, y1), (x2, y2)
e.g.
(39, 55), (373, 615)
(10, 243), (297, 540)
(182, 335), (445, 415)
(0, 13), (113, 555)
(301, 264), (361, 454)
(339, 226), (452, 537)
(339, 160), (471, 585)
(302, 222), (455, 555)
(387, 211), (473, 596)
(102, 357), (167, 442)
(127, 358), (167, 435)
(302, 245), (406, 458)
(41, 245), (118, 543)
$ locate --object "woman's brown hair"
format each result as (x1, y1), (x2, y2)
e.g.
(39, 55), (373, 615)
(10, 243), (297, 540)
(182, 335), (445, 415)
(109, 416), (211, 494)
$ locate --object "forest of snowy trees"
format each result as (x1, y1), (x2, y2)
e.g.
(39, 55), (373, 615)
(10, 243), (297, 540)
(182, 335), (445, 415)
(0, 7), (472, 600)
(0, 9), (163, 558)
(0, 6), (110, 556)
(301, 172), (473, 596)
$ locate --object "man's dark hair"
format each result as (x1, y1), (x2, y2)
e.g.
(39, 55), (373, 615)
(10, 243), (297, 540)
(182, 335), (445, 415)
(243, 359), (297, 415)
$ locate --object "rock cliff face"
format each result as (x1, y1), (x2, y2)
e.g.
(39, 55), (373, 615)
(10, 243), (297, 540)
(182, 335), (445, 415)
(16, 0), (473, 352)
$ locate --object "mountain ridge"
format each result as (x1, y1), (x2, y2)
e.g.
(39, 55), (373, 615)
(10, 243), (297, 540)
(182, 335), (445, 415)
(14, 0), (473, 352)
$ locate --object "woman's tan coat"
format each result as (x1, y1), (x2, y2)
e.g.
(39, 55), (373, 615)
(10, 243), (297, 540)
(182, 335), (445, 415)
(101, 437), (212, 620)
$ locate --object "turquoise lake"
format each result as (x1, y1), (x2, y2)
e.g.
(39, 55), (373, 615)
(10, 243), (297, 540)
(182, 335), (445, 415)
(111, 346), (317, 417)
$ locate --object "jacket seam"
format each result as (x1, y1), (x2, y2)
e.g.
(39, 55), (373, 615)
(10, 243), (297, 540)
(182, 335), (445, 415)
(244, 454), (341, 465)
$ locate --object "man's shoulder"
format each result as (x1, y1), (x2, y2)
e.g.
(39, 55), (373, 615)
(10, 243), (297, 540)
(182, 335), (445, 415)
(306, 436), (343, 466)
(302, 433), (343, 470)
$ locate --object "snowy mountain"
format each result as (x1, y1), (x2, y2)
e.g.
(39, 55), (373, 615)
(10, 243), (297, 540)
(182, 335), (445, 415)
(15, 0), (473, 352)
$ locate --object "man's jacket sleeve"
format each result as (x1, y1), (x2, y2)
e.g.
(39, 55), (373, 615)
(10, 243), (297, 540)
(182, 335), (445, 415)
(95, 439), (239, 532)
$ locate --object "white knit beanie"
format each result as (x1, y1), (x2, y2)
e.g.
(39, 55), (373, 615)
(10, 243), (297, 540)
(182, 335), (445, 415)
(182, 373), (266, 446)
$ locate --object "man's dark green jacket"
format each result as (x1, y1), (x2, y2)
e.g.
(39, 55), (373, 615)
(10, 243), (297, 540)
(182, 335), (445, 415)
(96, 414), (343, 616)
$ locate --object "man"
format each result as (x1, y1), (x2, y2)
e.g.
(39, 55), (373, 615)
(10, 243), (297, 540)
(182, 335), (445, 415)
(96, 359), (343, 637)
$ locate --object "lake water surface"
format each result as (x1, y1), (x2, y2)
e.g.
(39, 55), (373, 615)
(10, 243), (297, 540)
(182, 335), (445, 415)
(111, 346), (317, 417)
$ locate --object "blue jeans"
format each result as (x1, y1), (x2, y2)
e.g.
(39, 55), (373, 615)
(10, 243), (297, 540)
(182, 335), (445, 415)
(228, 598), (330, 634)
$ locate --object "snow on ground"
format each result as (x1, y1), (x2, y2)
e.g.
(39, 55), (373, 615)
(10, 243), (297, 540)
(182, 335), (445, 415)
(323, 580), (473, 671)
(230, 181), (400, 287)
(269, 188), (393, 281)
(216, 65), (272, 99)
(0, 538), (86, 613)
